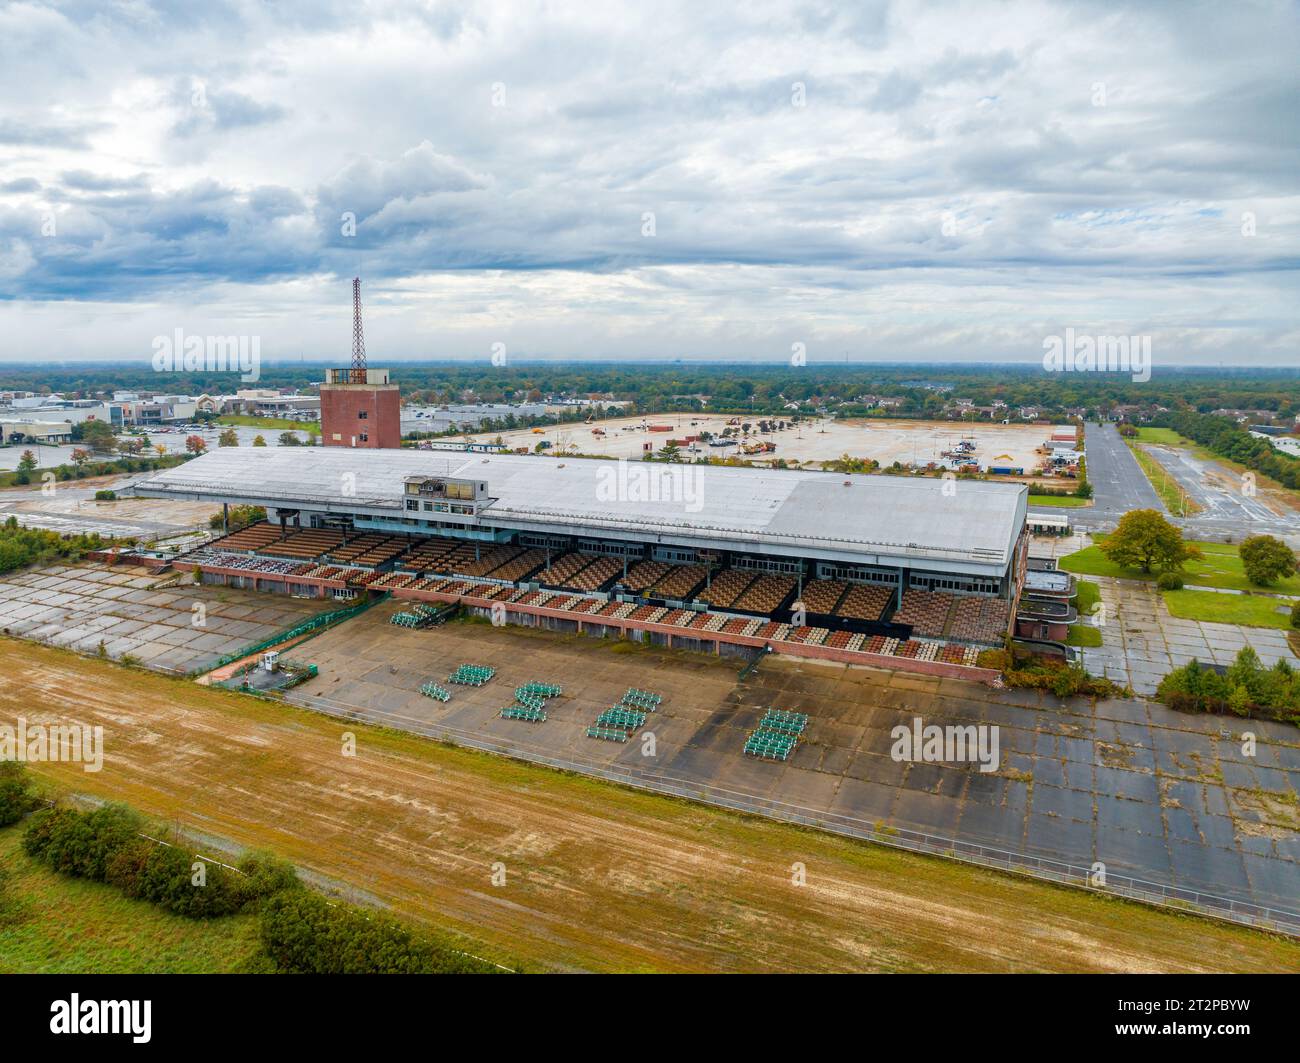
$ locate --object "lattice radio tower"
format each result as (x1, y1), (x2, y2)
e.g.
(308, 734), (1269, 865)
(350, 277), (367, 383)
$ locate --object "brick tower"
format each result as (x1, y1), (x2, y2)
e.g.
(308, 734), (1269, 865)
(320, 278), (401, 448)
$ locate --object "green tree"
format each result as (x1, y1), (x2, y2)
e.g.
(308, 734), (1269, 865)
(1101, 509), (1200, 574)
(218, 428), (239, 447)
(278, 432), (300, 446)
(1238, 535), (1297, 587)
(252, 434), (267, 447)
(79, 419), (117, 453)
(14, 450), (38, 484)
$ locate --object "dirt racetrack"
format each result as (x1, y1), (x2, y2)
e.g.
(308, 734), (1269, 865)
(2, 637), (1297, 973)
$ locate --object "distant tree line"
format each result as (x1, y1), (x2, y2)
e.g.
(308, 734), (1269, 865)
(14, 364), (1299, 425)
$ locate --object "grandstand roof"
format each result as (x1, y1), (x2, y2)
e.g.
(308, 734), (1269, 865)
(136, 447), (1027, 574)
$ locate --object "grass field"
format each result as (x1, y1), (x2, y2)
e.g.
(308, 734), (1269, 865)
(1162, 590), (1297, 630)
(215, 415), (320, 433)
(1066, 625), (1103, 647)
(1, 637), (1298, 973)
(1066, 579), (1104, 646)
(1133, 427), (1189, 446)
(1060, 538), (1300, 596)
(1124, 439), (1202, 516)
(1027, 494), (1091, 508)
(0, 827), (261, 973)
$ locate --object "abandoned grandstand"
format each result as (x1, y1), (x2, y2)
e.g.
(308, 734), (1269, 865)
(135, 448), (1030, 679)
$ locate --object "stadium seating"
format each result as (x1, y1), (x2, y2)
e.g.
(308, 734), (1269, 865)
(732, 574), (796, 614)
(648, 564), (707, 600)
(698, 569), (755, 608)
(620, 560), (670, 592)
(894, 590), (954, 638)
(799, 579), (846, 614)
(835, 583), (891, 621)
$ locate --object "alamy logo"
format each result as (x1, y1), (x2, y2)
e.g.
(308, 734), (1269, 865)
(50, 994), (151, 1043)
(890, 716), (1000, 773)
(0, 717), (102, 772)
(1041, 328), (1150, 383)
(151, 328), (261, 382)
(596, 459), (705, 513)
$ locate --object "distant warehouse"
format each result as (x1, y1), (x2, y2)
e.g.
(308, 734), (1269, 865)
(136, 448), (1030, 676)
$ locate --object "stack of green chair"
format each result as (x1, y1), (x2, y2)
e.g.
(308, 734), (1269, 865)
(596, 706), (647, 731)
(500, 705), (546, 723)
(622, 688), (661, 711)
(518, 682), (562, 698)
(513, 690), (547, 711)
(759, 709), (808, 736)
(419, 682), (451, 702)
(586, 725), (630, 743)
(448, 664), (496, 686)
(743, 728), (797, 761)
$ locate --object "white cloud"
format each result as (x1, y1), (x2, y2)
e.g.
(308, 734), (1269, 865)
(0, 0), (1295, 365)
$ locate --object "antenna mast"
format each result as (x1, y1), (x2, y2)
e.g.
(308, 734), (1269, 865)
(350, 277), (367, 383)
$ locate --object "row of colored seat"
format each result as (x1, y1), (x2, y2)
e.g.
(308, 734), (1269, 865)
(420, 682), (451, 702)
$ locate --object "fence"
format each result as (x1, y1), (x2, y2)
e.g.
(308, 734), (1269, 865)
(196, 593), (388, 675)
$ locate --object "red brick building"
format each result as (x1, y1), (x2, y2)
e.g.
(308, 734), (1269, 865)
(320, 368), (401, 449)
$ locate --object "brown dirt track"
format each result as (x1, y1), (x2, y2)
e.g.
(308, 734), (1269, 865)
(2, 636), (1297, 973)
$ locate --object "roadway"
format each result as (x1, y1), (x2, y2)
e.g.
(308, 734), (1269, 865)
(1029, 422), (1300, 549)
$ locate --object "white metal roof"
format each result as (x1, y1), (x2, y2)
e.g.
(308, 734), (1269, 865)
(136, 447), (1026, 571)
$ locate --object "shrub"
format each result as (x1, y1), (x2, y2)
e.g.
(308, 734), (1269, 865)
(0, 762), (37, 826)
(259, 890), (501, 974)
(236, 850), (303, 907)
(1292, 604), (1300, 630)
(21, 803), (143, 881)
(135, 844), (246, 918)
(1156, 571), (1184, 591)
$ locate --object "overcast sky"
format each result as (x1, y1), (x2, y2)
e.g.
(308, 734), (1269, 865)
(0, 0), (1296, 367)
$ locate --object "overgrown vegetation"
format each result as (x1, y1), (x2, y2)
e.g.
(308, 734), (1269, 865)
(1157, 648), (1300, 725)
(979, 647), (1127, 698)
(208, 504), (267, 532)
(15, 789), (503, 973)
(0, 516), (115, 574)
